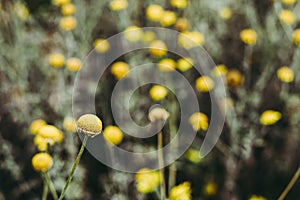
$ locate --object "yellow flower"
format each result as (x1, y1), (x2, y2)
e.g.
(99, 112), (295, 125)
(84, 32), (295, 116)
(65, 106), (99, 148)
(30, 119), (47, 135)
(158, 58), (176, 72)
(279, 10), (295, 24)
(211, 64), (228, 76)
(177, 57), (193, 72)
(160, 11), (177, 27)
(38, 125), (64, 144)
(150, 85), (168, 101)
(189, 112), (209, 131)
(109, 0), (128, 11)
(169, 182), (192, 200)
(63, 117), (77, 132)
(196, 76), (214, 92)
(111, 61), (130, 79)
(52, 0), (70, 6)
(277, 66), (294, 83)
(77, 114), (103, 137)
(240, 29), (257, 45)
(103, 125), (123, 145)
(33, 135), (48, 151)
(170, 0), (187, 8)
(185, 149), (201, 163)
(249, 195), (267, 200)
(13, 2), (29, 21)
(66, 57), (82, 72)
(293, 29), (300, 45)
(135, 168), (161, 193)
(175, 18), (189, 32)
(32, 153), (53, 172)
(146, 4), (164, 22)
(61, 3), (76, 15)
(94, 39), (110, 53)
(148, 107), (170, 122)
(149, 40), (168, 57)
(59, 16), (77, 31)
(204, 182), (217, 196)
(219, 7), (232, 20)
(48, 53), (65, 68)
(281, 0), (296, 5)
(124, 26), (143, 42)
(260, 110), (281, 125)
(142, 31), (156, 43)
(226, 69), (244, 88)
(178, 31), (205, 49)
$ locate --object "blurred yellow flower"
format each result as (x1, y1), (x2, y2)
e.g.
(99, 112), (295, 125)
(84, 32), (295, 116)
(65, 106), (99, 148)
(48, 53), (65, 68)
(240, 29), (257, 45)
(77, 114), (103, 137)
(150, 85), (168, 101)
(146, 4), (164, 22)
(226, 69), (244, 88)
(59, 16), (77, 31)
(175, 18), (189, 32)
(196, 76), (214, 92)
(178, 31), (205, 49)
(170, 0), (187, 8)
(189, 112), (209, 131)
(293, 29), (300, 45)
(169, 182), (192, 200)
(149, 40), (168, 57)
(160, 11), (177, 27)
(33, 135), (48, 151)
(30, 119), (47, 135)
(13, 2), (29, 21)
(94, 39), (110, 53)
(260, 110), (281, 125)
(148, 107), (170, 122)
(249, 195), (267, 200)
(158, 58), (176, 72)
(211, 64), (228, 76)
(109, 0), (128, 11)
(135, 168), (161, 193)
(124, 26), (143, 42)
(32, 153), (53, 172)
(53, 0), (71, 6)
(176, 57), (193, 72)
(103, 125), (123, 145)
(281, 0), (296, 5)
(142, 31), (156, 43)
(279, 10), (294, 24)
(277, 66), (294, 83)
(63, 116), (77, 132)
(204, 182), (217, 196)
(61, 3), (76, 15)
(38, 125), (64, 144)
(219, 7), (232, 20)
(111, 61), (129, 79)
(66, 57), (82, 72)
(185, 149), (201, 163)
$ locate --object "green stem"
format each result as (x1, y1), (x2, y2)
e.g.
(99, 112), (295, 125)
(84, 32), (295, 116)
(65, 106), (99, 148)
(157, 131), (166, 200)
(42, 174), (49, 200)
(278, 166), (300, 200)
(43, 172), (58, 200)
(58, 135), (88, 200)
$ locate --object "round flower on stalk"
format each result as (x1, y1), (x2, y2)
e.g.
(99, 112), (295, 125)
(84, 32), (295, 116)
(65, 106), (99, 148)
(279, 10), (295, 25)
(30, 119), (47, 135)
(176, 57), (193, 72)
(94, 39), (110, 53)
(142, 31), (156, 43)
(61, 3), (76, 15)
(277, 66), (294, 83)
(38, 125), (64, 145)
(293, 29), (300, 46)
(66, 57), (82, 72)
(158, 58), (176, 72)
(146, 4), (164, 22)
(13, 2), (29, 21)
(63, 116), (77, 133)
(52, 0), (70, 6)
(149, 85), (168, 101)
(178, 31), (205, 49)
(34, 135), (48, 151)
(211, 64), (228, 76)
(169, 182), (192, 200)
(175, 18), (189, 32)
(226, 69), (244, 88)
(32, 153), (53, 172)
(59, 16), (77, 31)
(240, 29), (257, 45)
(219, 7), (232, 20)
(76, 114), (103, 137)
(135, 168), (161, 193)
(48, 53), (65, 68)
(124, 26), (143, 42)
(204, 182), (217, 196)
(160, 11), (177, 27)
(111, 61), (130, 80)
(185, 149), (201, 163)
(103, 125), (123, 145)
(109, 0), (128, 11)
(281, 0), (296, 5)
(170, 0), (187, 9)
(149, 40), (168, 57)
(195, 76), (214, 92)
(260, 110), (281, 125)
(148, 107), (169, 122)
(189, 112), (209, 131)
(249, 195), (267, 200)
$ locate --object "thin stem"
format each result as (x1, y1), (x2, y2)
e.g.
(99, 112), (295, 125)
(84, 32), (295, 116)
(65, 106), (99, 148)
(58, 135), (88, 200)
(43, 172), (58, 200)
(42, 174), (49, 200)
(278, 166), (300, 200)
(157, 131), (166, 200)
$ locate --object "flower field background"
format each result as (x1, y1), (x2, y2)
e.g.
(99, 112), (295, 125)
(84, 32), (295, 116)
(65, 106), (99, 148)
(0, 0), (300, 199)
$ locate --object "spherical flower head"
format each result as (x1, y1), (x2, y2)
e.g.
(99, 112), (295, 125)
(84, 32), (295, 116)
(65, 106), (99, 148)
(148, 107), (170, 122)
(279, 10), (295, 25)
(149, 40), (168, 57)
(94, 39), (110, 53)
(158, 58), (176, 72)
(226, 69), (244, 88)
(160, 11), (177, 27)
(48, 53), (65, 68)
(169, 182), (192, 200)
(293, 29), (300, 46)
(135, 168), (161, 194)
(249, 195), (267, 200)
(30, 119), (47, 135)
(103, 125), (123, 145)
(52, 0), (70, 6)
(77, 114), (103, 137)
(281, 0), (296, 5)
(175, 18), (189, 32)
(111, 61), (130, 80)
(177, 57), (193, 72)
(124, 26), (143, 42)
(32, 153), (53, 172)
(277, 66), (294, 83)
(142, 31), (156, 43)
(66, 57), (82, 72)
(185, 149), (201, 163)
(196, 76), (214, 92)
(219, 7), (232, 20)
(13, 2), (29, 21)
(38, 125), (64, 145)
(63, 116), (77, 132)
(150, 85), (168, 101)
(34, 135), (48, 151)
(204, 182), (217, 196)
(189, 112), (209, 131)
(170, 0), (187, 8)
(61, 3), (76, 15)
(59, 16), (77, 31)
(240, 29), (257, 45)
(178, 31), (205, 49)
(109, 0), (128, 11)
(211, 64), (228, 76)
(260, 110), (281, 125)
(146, 4), (164, 22)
